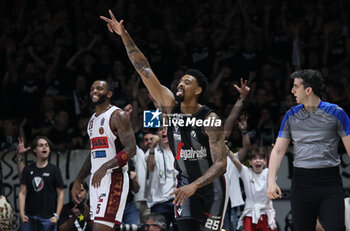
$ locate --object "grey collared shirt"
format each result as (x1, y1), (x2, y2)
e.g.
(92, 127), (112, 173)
(278, 101), (350, 168)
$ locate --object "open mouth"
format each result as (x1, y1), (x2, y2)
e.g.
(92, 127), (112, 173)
(176, 88), (184, 97)
(255, 164), (262, 169)
(42, 150), (48, 154)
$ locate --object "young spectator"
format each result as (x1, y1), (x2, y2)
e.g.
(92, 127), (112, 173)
(58, 181), (91, 231)
(228, 147), (277, 231)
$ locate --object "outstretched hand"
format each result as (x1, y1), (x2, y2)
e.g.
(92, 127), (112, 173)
(16, 137), (30, 155)
(234, 78), (250, 99)
(100, 10), (126, 35)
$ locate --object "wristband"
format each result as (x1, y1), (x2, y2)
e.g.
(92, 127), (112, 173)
(115, 150), (129, 167)
(241, 130), (247, 134)
(53, 213), (59, 219)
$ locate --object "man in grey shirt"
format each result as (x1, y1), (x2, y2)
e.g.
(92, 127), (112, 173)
(267, 69), (350, 231)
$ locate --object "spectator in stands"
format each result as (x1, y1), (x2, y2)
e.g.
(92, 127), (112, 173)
(18, 136), (64, 231)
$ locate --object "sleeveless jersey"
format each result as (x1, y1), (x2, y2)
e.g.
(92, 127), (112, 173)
(167, 104), (213, 183)
(87, 106), (125, 173)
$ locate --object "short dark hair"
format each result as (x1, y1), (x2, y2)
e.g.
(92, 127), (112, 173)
(185, 69), (208, 97)
(248, 147), (266, 160)
(143, 213), (166, 230)
(290, 69), (324, 97)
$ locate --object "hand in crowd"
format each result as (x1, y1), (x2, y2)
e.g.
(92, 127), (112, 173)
(150, 135), (160, 149)
(16, 137), (30, 160)
(20, 214), (29, 223)
(234, 78), (250, 100)
(238, 115), (248, 132)
(71, 204), (81, 218)
(50, 216), (59, 225)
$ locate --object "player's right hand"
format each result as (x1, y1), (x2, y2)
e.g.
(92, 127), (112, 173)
(266, 181), (282, 199)
(100, 10), (126, 35)
(71, 180), (82, 204)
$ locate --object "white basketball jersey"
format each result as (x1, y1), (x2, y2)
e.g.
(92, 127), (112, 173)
(87, 106), (126, 173)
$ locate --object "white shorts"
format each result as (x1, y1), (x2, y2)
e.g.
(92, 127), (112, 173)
(90, 168), (129, 225)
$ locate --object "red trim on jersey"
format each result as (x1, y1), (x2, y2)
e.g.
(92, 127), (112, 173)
(103, 170), (124, 222)
(94, 217), (121, 226)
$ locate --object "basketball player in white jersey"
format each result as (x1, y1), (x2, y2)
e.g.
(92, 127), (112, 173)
(72, 80), (136, 231)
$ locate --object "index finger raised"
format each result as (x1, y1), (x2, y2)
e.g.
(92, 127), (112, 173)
(108, 9), (117, 22)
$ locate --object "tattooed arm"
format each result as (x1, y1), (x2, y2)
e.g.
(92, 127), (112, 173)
(170, 112), (227, 206)
(91, 109), (137, 188)
(100, 10), (175, 112)
(195, 112), (227, 187)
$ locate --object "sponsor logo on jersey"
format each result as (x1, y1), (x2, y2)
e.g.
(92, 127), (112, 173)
(101, 117), (105, 126)
(99, 127), (104, 134)
(90, 137), (109, 150)
(176, 145), (207, 161)
(32, 176), (44, 192)
(42, 172), (50, 177)
(92, 150), (107, 158)
(98, 193), (106, 202)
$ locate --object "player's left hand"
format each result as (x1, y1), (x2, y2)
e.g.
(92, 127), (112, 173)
(92, 166), (107, 188)
(169, 183), (198, 206)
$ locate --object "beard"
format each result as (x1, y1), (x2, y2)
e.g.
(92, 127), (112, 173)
(175, 89), (185, 103)
(91, 93), (108, 106)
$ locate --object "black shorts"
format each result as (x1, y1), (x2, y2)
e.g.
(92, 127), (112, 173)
(175, 175), (228, 231)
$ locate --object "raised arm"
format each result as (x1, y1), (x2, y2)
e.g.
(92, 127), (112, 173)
(100, 10), (175, 110)
(146, 135), (160, 172)
(224, 78), (250, 139)
(91, 110), (136, 188)
(171, 113), (227, 206)
(266, 137), (290, 199)
(227, 146), (243, 172)
(237, 115), (251, 162)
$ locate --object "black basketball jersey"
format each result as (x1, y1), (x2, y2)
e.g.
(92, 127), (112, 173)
(167, 103), (214, 183)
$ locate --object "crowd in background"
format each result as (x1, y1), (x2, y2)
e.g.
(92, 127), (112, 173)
(1, 0), (350, 151)
(1, 0), (350, 230)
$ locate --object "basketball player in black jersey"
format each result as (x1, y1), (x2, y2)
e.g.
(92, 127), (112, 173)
(101, 10), (228, 231)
